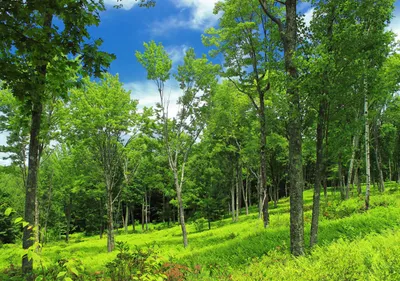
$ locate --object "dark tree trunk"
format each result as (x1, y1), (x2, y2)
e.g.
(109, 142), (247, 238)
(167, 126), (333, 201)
(65, 196), (72, 243)
(310, 99), (325, 247)
(373, 122), (385, 192)
(131, 204), (135, 232)
(106, 185), (115, 252)
(22, 98), (43, 278)
(285, 0), (304, 256)
(259, 93), (269, 227)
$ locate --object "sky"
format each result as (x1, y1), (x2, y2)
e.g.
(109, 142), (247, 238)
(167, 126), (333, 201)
(0, 0), (400, 165)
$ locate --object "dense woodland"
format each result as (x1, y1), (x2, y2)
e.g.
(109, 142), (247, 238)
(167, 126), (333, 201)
(1, 0), (400, 280)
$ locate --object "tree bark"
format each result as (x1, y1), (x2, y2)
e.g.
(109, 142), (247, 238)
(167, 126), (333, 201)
(231, 166), (236, 222)
(65, 196), (72, 243)
(106, 183), (115, 252)
(364, 91), (371, 210)
(259, 93), (269, 227)
(124, 205), (129, 234)
(373, 122), (385, 192)
(346, 134), (359, 199)
(236, 161), (240, 221)
(22, 98), (43, 278)
(243, 173), (249, 215)
(310, 99), (325, 247)
(285, 0), (305, 256)
(174, 174), (188, 247)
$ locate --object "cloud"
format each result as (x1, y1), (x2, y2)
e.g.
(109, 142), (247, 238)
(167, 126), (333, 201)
(303, 8), (315, 27)
(0, 132), (11, 166)
(150, 0), (220, 34)
(166, 44), (189, 67)
(103, 0), (138, 10)
(124, 80), (182, 117)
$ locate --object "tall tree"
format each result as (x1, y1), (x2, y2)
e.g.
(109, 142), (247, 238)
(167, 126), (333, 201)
(66, 74), (137, 252)
(258, 0), (305, 255)
(0, 1), (114, 276)
(136, 42), (219, 247)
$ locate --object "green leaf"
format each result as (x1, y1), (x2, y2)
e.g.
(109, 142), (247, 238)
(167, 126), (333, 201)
(4, 207), (13, 216)
(69, 266), (79, 276)
(57, 271), (67, 278)
(14, 217), (23, 224)
(64, 277), (73, 281)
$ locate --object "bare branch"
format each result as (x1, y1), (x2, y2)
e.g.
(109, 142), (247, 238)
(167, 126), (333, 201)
(258, 0), (284, 36)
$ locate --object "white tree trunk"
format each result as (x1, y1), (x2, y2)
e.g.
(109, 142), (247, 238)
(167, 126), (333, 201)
(364, 92), (371, 210)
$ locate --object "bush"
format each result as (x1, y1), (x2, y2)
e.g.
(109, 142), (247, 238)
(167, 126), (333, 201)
(193, 218), (207, 232)
(105, 241), (167, 281)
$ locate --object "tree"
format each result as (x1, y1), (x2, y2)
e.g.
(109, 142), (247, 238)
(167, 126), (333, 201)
(258, 0), (305, 255)
(203, 0), (283, 227)
(0, 1), (114, 276)
(136, 42), (219, 247)
(66, 74), (137, 252)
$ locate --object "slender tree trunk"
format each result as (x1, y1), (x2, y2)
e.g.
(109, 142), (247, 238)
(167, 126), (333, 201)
(145, 191), (149, 231)
(373, 123), (385, 192)
(131, 204), (135, 232)
(124, 205), (129, 234)
(100, 198), (104, 239)
(356, 165), (362, 195)
(388, 158), (392, 181)
(34, 194), (40, 244)
(141, 197), (145, 231)
(248, 172), (252, 207)
(259, 96), (269, 227)
(175, 175), (188, 247)
(346, 135), (359, 199)
(65, 196), (72, 243)
(364, 91), (371, 210)
(310, 99), (325, 247)
(106, 184), (115, 252)
(236, 162), (240, 221)
(243, 174), (249, 215)
(231, 167), (236, 222)
(22, 99), (43, 278)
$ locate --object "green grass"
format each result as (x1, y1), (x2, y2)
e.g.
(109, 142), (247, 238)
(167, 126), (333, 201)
(1, 183), (400, 280)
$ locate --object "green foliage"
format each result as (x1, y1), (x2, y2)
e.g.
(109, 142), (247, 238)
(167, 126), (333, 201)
(193, 218), (207, 233)
(105, 241), (166, 281)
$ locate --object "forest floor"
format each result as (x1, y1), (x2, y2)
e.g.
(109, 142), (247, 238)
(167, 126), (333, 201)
(1, 183), (400, 280)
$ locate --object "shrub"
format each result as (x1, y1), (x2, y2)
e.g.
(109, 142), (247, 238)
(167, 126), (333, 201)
(105, 241), (167, 281)
(193, 218), (207, 232)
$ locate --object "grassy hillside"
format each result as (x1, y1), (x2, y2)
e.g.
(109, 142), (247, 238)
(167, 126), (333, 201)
(1, 183), (400, 280)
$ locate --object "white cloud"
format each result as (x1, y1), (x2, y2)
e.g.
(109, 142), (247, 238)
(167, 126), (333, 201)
(304, 8), (315, 28)
(0, 132), (11, 166)
(103, 0), (138, 10)
(150, 0), (220, 34)
(166, 44), (188, 67)
(124, 80), (182, 117)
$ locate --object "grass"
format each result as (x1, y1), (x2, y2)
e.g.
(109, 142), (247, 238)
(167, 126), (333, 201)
(1, 182), (400, 280)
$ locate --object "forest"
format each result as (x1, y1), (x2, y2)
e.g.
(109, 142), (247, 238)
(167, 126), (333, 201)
(1, 0), (400, 280)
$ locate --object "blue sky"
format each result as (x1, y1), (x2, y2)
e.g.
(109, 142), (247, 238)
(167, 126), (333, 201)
(95, 0), (400, 114)
(0, 0), (399, 164)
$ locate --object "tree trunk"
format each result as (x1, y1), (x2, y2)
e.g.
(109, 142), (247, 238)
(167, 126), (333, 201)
(310, 99), (325, 247)
(248, 172), (252, 207)
(124, 205), (129, 234)
(364, 91), (371, 210)
(243, 174), (249, 215)
(65, 196), (72, 243)
(285, 0), (304, 256)
(346, 134), (359, 199)
(259, 94), (269, 227)
(106, 184), (115, 252)
(34, 194), (40, 244)
(231, 167), (236, 222)
(142, 198), (145, 231)
(131, 204), (135, 232)
(236, 162), (240, 221)
(388, 158), (392, 182)
(22, 99), (43, 278)
(175, 176), (188, 248)
(373, 122), (385, 192)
